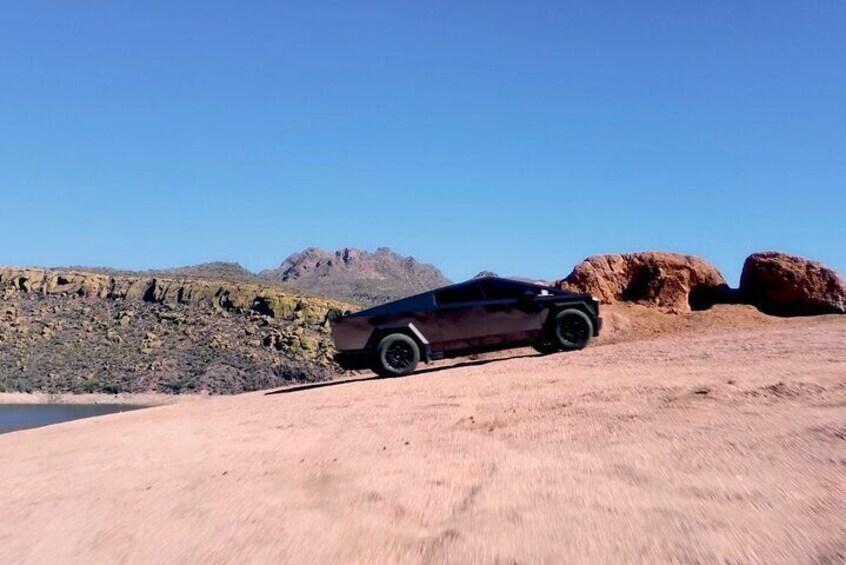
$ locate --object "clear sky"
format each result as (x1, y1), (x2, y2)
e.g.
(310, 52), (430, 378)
(1, 1), (844, 284)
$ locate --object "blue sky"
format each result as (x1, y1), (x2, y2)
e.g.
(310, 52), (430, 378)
(1, 1), (843, 284)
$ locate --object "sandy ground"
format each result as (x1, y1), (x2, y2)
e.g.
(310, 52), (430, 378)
(0, 309), (844, 564)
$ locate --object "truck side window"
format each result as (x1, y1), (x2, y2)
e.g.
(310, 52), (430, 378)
(481, 279), (533, 300)
(434, 284), (484, 305)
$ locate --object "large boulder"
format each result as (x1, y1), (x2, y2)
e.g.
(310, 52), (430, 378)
(559, 252), (728, 313)
(739, 252), (846, 316)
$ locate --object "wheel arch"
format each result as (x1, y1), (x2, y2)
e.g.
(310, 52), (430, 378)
(365, 323), (432, 361)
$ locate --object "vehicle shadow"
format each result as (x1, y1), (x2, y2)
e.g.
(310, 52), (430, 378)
(264, 353), (538, 395)
(415, 353), (537, 375)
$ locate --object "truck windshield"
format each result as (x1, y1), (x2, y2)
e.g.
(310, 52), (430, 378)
(434, 284), (483, 305)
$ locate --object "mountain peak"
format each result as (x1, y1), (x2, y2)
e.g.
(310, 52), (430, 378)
(260, 247), (451, 305)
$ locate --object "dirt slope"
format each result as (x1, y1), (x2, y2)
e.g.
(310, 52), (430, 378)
(0, 317), (844, 564)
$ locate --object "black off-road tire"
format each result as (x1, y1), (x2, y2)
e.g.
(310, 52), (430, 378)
(552, 309), (593, 351)
(372, 333), (420, 377)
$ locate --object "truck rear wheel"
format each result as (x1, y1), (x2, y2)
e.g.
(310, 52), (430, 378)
(553, 309), (593, 351)
(373, 333), (420, 377)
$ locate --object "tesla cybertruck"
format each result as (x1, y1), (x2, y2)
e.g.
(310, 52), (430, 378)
(328, 276), (602, 377)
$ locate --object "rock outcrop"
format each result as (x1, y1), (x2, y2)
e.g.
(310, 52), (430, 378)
(739, 252), (846, 316)
(0, 268), (343, 323)
(153, 262), (257, 281)
(559, 252), (728, 313)
(0, 267), (351, 394)
(260, 247), (452, 305)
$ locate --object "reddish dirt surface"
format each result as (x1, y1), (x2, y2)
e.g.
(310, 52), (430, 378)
(0, 307), (844, 564)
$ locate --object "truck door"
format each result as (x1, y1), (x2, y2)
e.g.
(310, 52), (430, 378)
(422, 282), (490, 351)
(477, 279), (547, 344)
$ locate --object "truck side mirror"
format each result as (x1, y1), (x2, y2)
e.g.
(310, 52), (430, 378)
(519, 289), (536, 303)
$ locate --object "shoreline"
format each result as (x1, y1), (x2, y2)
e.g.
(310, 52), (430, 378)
(0, 392), (199, 406)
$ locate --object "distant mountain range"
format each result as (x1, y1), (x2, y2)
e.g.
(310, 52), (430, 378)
(259, 247), (452, 305)
(61, 248), (452, 306)
(61, 249), (557, 305)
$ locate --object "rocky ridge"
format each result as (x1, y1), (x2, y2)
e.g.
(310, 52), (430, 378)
(59, 262), (262, 283)
(0, 268), (350, 394)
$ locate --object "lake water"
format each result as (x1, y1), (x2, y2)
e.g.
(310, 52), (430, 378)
(0, 404), (146, 434)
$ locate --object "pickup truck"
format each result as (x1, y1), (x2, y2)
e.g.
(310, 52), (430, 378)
(329, 276), (602, 377)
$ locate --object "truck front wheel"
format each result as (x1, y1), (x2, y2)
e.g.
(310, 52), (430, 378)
(553, 309), (593, 351)
(372, 333), (420, 377)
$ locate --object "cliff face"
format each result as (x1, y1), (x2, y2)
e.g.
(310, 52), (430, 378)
(0, 268), (350, 395)
(260, 247), (452, 305)
(0, 268), (344, 320)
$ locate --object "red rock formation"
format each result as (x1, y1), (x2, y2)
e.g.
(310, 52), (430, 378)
(740, 252), (846, 316)
(559, 252), (728, 313)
